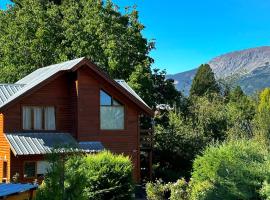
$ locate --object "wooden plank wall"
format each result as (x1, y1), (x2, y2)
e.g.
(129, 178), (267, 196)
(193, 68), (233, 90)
(0, 113), (11, 182)
(77, 66), (141, 181)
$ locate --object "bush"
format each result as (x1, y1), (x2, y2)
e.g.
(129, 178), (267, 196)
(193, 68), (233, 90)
(146, 178), (188, 200)
(82, 151), (134, 200)
(189, 139), (270, 200)
(260, 180), (270, 200)
(35, 151), (87, 200)
(170, 178), (189, 200)
(35, 151), (134, 200)
(146, 180), (171, 200)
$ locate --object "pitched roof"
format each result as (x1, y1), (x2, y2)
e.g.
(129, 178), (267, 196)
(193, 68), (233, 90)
(0, 58), (153, 116)
(5, 132), (78, 156)
(5, 132), (105, 156)
(115, 79), (149, 108)
(0, 84), (25, 106)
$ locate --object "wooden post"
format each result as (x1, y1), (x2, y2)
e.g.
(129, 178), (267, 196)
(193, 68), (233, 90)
(149, 150), (153, 181)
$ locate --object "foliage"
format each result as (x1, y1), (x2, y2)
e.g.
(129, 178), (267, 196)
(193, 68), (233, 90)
(253, 88), (270, 143)
(170, 178), (189, 200)
(35, 150), (87, 200)
(190, 64), (220, 96)
(146, 180), (171, 200)
(146, 178), (188, 200)
(153, 95), (229, 181)
(0, 0), (153, 83)
(260, 180), (270, 200)
(191, 95), (228, 141)
(82, 151), (134, 200)
(226, 86), (256, 139)
(189, 139), (270, 200)
(188, 180), (214, 200)
(35, 151), (134, 200)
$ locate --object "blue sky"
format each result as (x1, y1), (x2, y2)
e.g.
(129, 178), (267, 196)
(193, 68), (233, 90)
(1, 0), (270, 74)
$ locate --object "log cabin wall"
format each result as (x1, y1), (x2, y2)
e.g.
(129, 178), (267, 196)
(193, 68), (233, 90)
(0, 114), (11, 182)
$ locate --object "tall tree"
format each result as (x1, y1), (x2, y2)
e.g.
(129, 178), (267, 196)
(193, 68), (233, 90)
(0, 0), (153, 83)
(190, 64), (220, 96)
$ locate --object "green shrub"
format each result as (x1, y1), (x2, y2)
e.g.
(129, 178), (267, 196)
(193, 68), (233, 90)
(146, 180), (171, 200)
(189, 139), (270, 200)
(82, 151), (134, 200)
(35, 150), (87, 200)
(170, 178), (189, 200)
(35, 151), (134, 200)
(260, 180), (270, 200)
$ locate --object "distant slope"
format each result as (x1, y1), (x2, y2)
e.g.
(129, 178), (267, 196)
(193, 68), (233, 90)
(167, 46), (270, 95)
(167, 69), (197, 95)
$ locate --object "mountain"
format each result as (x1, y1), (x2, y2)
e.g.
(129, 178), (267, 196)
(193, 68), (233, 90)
(167, 46), (270, 95)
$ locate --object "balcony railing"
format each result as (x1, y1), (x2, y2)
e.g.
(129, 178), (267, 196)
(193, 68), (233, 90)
(140, 129), (153, 150)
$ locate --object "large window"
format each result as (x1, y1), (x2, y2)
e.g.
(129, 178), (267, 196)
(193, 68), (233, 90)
(100, 90), (124, 130)
(22, 106), (56, 130)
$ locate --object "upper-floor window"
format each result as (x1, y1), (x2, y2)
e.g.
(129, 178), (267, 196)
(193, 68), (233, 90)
(22, 106), (56, 130)
(100, 90), (124, 130)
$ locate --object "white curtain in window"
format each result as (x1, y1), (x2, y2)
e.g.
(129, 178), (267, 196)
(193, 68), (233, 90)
(44, 107), (56, 130)
(33, 107), (43, 130)
(23, 107), (32, 130)
(100, 106), (124, 130)
(37, 161), (51, 175)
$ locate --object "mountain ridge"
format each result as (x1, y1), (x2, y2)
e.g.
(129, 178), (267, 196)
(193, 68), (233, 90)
(167, 46), (270, 95)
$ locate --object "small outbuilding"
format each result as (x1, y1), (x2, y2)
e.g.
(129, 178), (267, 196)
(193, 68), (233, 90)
(0, 183), (38, 200)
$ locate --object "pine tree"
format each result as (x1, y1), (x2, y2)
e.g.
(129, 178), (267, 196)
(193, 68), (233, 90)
(190, 64), (220, 96)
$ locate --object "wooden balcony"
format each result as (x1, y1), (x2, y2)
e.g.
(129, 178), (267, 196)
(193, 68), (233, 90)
(140, 129), (153, 150)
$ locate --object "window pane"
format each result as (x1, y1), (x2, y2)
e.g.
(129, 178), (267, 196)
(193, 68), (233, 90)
(112, 99), (122, 106)
(33, 107), (43, 130)
(44, 107), (56, 130)
(100, 90), (112, 105)
(23, 107), (32, 130)
(37, 161), (50, 177)
(24, 162), (36, 178)
(100, 106), (124, 130)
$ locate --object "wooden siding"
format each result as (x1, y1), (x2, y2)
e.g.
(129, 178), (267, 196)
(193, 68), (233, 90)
(10, 154), (44, 183)
(2, 64), (142, 182)
(3, 74), (76, 136)
(76, 66), (140, 181)
(0, 113), (11, 182)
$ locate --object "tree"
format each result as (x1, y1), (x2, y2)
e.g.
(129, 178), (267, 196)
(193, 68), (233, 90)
(253, 88), (270, 143)
(0, 0), (154, 83)
(153, 96), (228, 181)
(190, 64), (220, 96)
(226, 86), (255, 139)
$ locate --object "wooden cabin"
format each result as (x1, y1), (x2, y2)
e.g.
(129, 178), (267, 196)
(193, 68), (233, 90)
(0, 58), (153, 183)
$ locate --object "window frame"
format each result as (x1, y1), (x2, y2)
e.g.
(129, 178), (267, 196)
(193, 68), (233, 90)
(99, 89), (126, 131)
(23, 161), (37, 179)
(21, 105), (56, 131)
